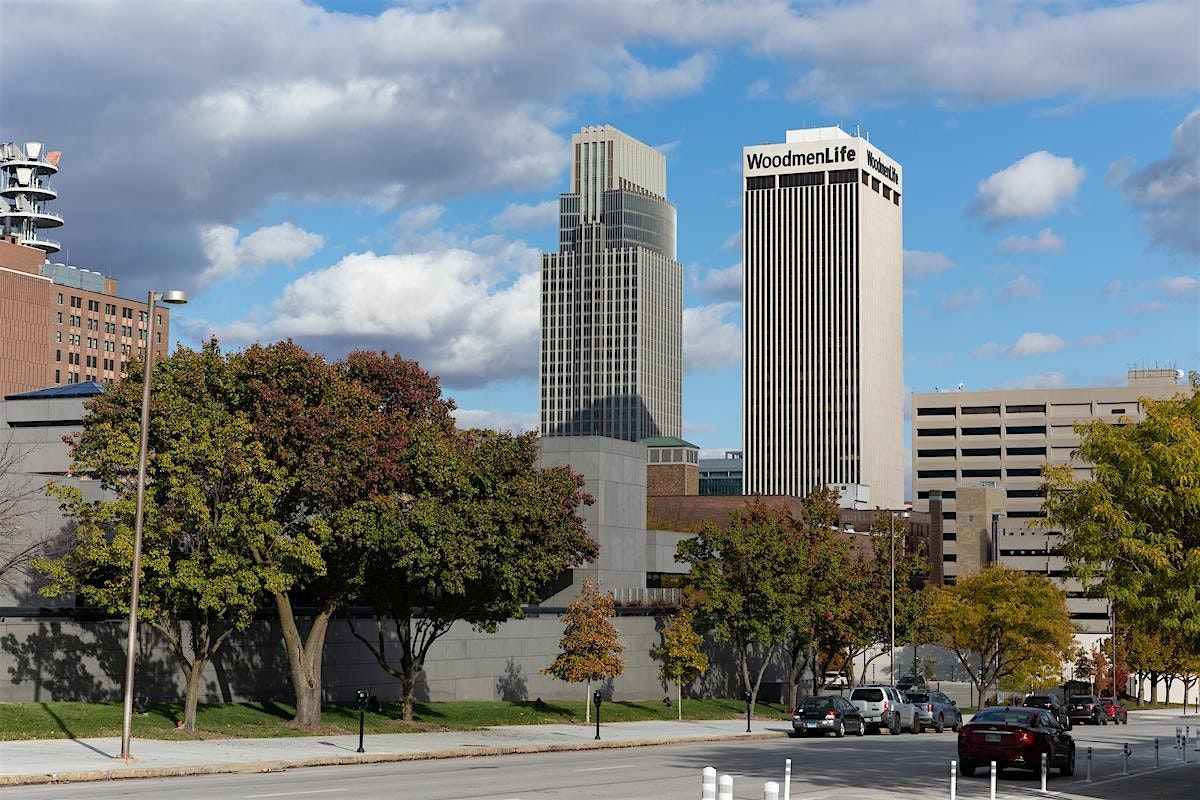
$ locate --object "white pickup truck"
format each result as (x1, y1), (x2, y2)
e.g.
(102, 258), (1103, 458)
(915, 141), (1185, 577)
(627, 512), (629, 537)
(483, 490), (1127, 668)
(850, 685), (920, 734)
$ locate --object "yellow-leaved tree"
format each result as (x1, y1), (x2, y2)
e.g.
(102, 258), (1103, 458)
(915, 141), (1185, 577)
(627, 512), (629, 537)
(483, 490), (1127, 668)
(655, 605), (709, 720)
(543, 579), (625, 723)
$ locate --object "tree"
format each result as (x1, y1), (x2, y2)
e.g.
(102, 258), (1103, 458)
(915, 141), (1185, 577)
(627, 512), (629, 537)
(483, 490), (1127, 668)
(0, 433), (46, 589)
(927, 566), (1074, 703)
(347, 429), (596, 721)
(36, 342), (292, 731)
(1042, 376), (1200, 651)
(676, 502), (799, 711)
(655, 604), (709, 720)
(542, 579), (625, 723)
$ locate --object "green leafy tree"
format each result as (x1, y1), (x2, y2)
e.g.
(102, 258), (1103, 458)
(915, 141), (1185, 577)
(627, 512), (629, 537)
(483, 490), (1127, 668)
(655, 604), (709, 720)
(927, 566), (1074, 703)
(542, 578), (625, 723)
(1042, 376), (1200, 651)
(347, 429), (596, 721)
(36, 342), (292, 732)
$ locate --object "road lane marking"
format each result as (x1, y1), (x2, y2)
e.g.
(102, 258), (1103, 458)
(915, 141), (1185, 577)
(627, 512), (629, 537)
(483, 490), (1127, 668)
(245, 790), (348, 799)
(575, 763), (638, 772)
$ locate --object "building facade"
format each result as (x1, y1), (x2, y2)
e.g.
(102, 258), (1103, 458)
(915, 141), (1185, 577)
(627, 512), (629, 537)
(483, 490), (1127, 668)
(539, 125), (683, 442)
(742, 127), (904, 507)
(911, 368), (1188, 637)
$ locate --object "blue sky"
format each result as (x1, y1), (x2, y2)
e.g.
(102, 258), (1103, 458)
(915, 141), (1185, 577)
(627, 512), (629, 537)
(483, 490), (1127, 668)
(2, 1), (1197, 490)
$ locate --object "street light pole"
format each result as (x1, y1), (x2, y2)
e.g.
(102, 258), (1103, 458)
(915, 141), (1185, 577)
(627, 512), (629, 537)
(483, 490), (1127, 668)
(119, 289), (186, 762)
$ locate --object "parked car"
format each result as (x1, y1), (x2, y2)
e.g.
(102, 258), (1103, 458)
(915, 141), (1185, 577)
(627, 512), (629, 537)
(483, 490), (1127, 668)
(1022, 695), (1072, 730)
(1099, 697), (1128, 724)
(790, 694), (866, 738)
(957, 706), (1075, 778)
(897, 675), (927, 692)
(850, 685), (919, 734)
(822, 670), (849, 689)
(906, 689), (963, 733)
(1067, 695), (1106, 725)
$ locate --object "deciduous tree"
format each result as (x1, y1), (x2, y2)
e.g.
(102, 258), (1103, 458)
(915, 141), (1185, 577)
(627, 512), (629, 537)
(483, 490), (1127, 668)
(655, 604), (708, 720)
(542, 578), (625, 723)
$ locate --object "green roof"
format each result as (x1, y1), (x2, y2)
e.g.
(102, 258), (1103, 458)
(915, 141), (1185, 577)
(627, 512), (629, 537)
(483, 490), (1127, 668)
(641, 436), (699, 449)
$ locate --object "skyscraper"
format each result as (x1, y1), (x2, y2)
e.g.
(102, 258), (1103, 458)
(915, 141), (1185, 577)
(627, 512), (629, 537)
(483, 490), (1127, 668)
(742, 127), (903, 507)
(539, 125), (682, 442)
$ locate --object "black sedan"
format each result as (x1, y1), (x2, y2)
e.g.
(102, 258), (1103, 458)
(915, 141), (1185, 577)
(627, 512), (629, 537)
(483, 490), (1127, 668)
(957, 706), (1075, 777)
(791, 694), (866, 738)
(1022, 694), (1072, 730)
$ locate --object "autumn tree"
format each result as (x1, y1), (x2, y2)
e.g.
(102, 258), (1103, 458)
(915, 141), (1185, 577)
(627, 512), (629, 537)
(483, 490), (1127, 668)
(543, 579), (625, 723)
(927, 566), (1074, 703)
(1042, 376), (1200, 652)
(37, 342), (291, 732)
(655, 604), (709, 720)
(347, 429), (596, 721)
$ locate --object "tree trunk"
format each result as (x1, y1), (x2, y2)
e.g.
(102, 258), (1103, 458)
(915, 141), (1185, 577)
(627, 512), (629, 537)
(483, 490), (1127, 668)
(677, 681), (683, 721)
(182, 659), (207, 733)
(585, 679), (591, 724)
(1150, 672), (1159, 704)
(274, 591), (332, 728)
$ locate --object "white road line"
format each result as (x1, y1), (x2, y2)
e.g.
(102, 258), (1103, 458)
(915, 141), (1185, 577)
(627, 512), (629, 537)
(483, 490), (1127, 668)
(574, 763), (638, 772)
(244, 790), (348, 799)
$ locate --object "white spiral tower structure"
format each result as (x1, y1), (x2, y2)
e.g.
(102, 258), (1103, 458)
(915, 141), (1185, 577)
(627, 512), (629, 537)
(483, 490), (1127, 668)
(0, 141), (63, 254)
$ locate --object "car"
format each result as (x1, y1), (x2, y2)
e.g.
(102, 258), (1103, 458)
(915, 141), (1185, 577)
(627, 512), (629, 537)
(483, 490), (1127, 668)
(1099, 697), (1128, 724)
(1067, 694), (1107, 725)
(822, 670), (849, 689)
(1022, 694), (1072, 730)
(906, 689), (963, 733)
(957, 706), (1075, 778)
(897, 675), (927, 692)
(790, 694), (866, 738)
(850, 684), (919, 734)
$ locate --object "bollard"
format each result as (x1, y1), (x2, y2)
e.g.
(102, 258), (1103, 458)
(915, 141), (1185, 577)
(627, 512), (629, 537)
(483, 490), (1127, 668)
(1122, 743), (1130, 775)
(989, 761), (997, 800)
(764, 780), (780, 800)
(1178, 727), (1184, 760)
(701, 766), (717, 800)
(1155, 737), (1159, 768)
(718, 774), (734, 800)
(1041, 751), (1048, 793)
(1086, 747), (1092, 782)
(783, 758), (791, 800)
(950, 760), (957, 800)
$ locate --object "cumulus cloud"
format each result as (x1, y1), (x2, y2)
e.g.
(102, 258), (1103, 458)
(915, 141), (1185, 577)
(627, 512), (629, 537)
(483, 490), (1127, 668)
(199, 221), (325, 285)
(622, 52), (714, 100)
(1158, 275), (1200, 295)
(1129, 301), (1171, 315)
(1011, 332), (1065, 356)
(904, 250), (954, 279)
(695, 263), (742, 302)
(974, 152), (1085, 222)
(683, 302), (741, 371)
(452, 408), (538, 433)
(943, 287), (982, 311)
(1111, 109), (1200, 255)
(492, 200), (559, 231)
(1000, 274), (1043, 301)
(999, 228), (1065, 253)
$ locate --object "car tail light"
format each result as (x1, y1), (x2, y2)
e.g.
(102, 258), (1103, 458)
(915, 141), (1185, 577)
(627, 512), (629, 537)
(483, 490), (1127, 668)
(1015, 731), (1034, 745)
(926, 704), (934, 712)
(1085, 703), (1095, 710)
(882, 700), (890, 712)
(825, 710), (837, 719)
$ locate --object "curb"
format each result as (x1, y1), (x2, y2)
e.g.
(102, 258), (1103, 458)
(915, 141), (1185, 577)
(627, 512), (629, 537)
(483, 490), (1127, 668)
(0, 730), (787, 787)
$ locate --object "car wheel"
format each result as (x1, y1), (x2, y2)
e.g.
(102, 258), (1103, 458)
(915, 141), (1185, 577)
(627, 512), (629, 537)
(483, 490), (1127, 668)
(856, 719), (865, 736)
(1060, 745), (1075, 777)
(835, 721), (845, 738)
(889, 713), (901, 735)
(959, 757), (976, 777)
(935, 715), (945, 734)
(911, 715), (921, 734)
(951, 714), (962, 733)
(788, 729), (800, 738)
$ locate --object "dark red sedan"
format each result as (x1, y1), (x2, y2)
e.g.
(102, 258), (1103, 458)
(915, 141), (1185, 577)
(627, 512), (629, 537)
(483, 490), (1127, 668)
(957, 706), (1075, 777)
(1100, 697), (1128, 724)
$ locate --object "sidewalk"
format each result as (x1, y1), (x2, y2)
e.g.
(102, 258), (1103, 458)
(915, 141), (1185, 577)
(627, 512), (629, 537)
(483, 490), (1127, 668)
(0, 718), (789, 786)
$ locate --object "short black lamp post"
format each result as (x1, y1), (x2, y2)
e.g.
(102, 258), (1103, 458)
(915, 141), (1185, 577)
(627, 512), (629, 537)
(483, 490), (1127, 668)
(593, 690), (603, 740)
(356, 688), (369, 753)
(744, 689), (753, 733)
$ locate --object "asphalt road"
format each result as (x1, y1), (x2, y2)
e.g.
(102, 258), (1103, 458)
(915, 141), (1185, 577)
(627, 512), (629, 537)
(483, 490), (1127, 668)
(4, 716), (1197, 799)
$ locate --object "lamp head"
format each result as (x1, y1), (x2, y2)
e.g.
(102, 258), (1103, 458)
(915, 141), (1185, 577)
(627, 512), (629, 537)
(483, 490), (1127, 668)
(159, 290), (188, 305)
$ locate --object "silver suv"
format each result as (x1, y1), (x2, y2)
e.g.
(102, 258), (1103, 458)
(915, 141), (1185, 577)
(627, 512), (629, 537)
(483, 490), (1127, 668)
(850, 684), (919, 734)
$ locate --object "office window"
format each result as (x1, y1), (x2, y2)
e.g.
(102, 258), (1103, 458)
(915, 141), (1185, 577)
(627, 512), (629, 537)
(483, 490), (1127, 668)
(917, 427), (956, 437)
(962, 405), (1000, 415)
(917, 407), (956, 416)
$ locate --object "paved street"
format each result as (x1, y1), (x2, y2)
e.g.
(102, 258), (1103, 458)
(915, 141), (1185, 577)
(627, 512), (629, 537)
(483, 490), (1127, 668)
(1, 713), (1196, 799)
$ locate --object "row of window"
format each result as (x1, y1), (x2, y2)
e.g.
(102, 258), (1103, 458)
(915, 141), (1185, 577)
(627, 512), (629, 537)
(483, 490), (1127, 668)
(917, 425), (1047, 436)
(918, 403), (1048, 416)
(914, 446), (1047, 461)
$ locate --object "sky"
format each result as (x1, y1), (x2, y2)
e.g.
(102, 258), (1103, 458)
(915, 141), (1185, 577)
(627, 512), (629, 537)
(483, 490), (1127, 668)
(2, 0), (1198, 495)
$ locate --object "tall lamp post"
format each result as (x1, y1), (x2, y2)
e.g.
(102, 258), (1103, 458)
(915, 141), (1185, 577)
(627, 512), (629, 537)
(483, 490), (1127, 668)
(119, 289), (187, 762)
(889, 510), (909, 686)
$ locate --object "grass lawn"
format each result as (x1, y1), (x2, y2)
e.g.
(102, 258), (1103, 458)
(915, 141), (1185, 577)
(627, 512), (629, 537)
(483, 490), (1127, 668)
(0, 697), (791, 741)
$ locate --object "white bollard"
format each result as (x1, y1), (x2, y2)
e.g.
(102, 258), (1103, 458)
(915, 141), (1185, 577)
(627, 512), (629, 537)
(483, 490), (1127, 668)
(1041, 751), (1047, 793)
(989, 761), (997, 800)
(764, 780), (780, 800)
(950, 760), (957, 800)
(701, 766), (717, 800)
(718, 774), (734, 800)
(783, 758), (792, 800)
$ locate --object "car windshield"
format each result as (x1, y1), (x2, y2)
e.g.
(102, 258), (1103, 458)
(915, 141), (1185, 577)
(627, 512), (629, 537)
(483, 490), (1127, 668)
(801, 697), (835, 710)
(906, 692), (929, 702)
(1069, 696), (1095, 703)
(1024, 696), (1052, 705)
(851, 688), (883, 702)
(972, 709), (1039, 726)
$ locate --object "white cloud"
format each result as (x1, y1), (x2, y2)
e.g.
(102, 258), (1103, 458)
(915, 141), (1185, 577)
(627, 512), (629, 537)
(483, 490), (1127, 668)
(492, 200), (558, 231)
(998, 371), (1068, 390)
(397, 204), (445, 232)
(1010, 332), (1065, 356)
(695, 263), (742, 302)
(723, 230), (742, 251)
(199, 221), (325, 285)
(972, 341), (1005, 359)
(452, 408), (537, 434)
(1130, 301), (1171, 315)
(683, 302), (740, 371)
(622, 52), (714, 100)
(943, 287), (982, 311)
(999, 228), (1065, 253)
(1001, 274), (1043, 301)
(1113, 109), (1200, 254)
(904, 250), (954, 279)
(1157, 275), (1200, 296)
(974, 152), (1085, 222)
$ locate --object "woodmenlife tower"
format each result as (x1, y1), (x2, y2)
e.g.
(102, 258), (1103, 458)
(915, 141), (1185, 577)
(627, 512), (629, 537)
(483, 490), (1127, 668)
(743, 127), (904, 507)
(539, 126), (683, 442)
